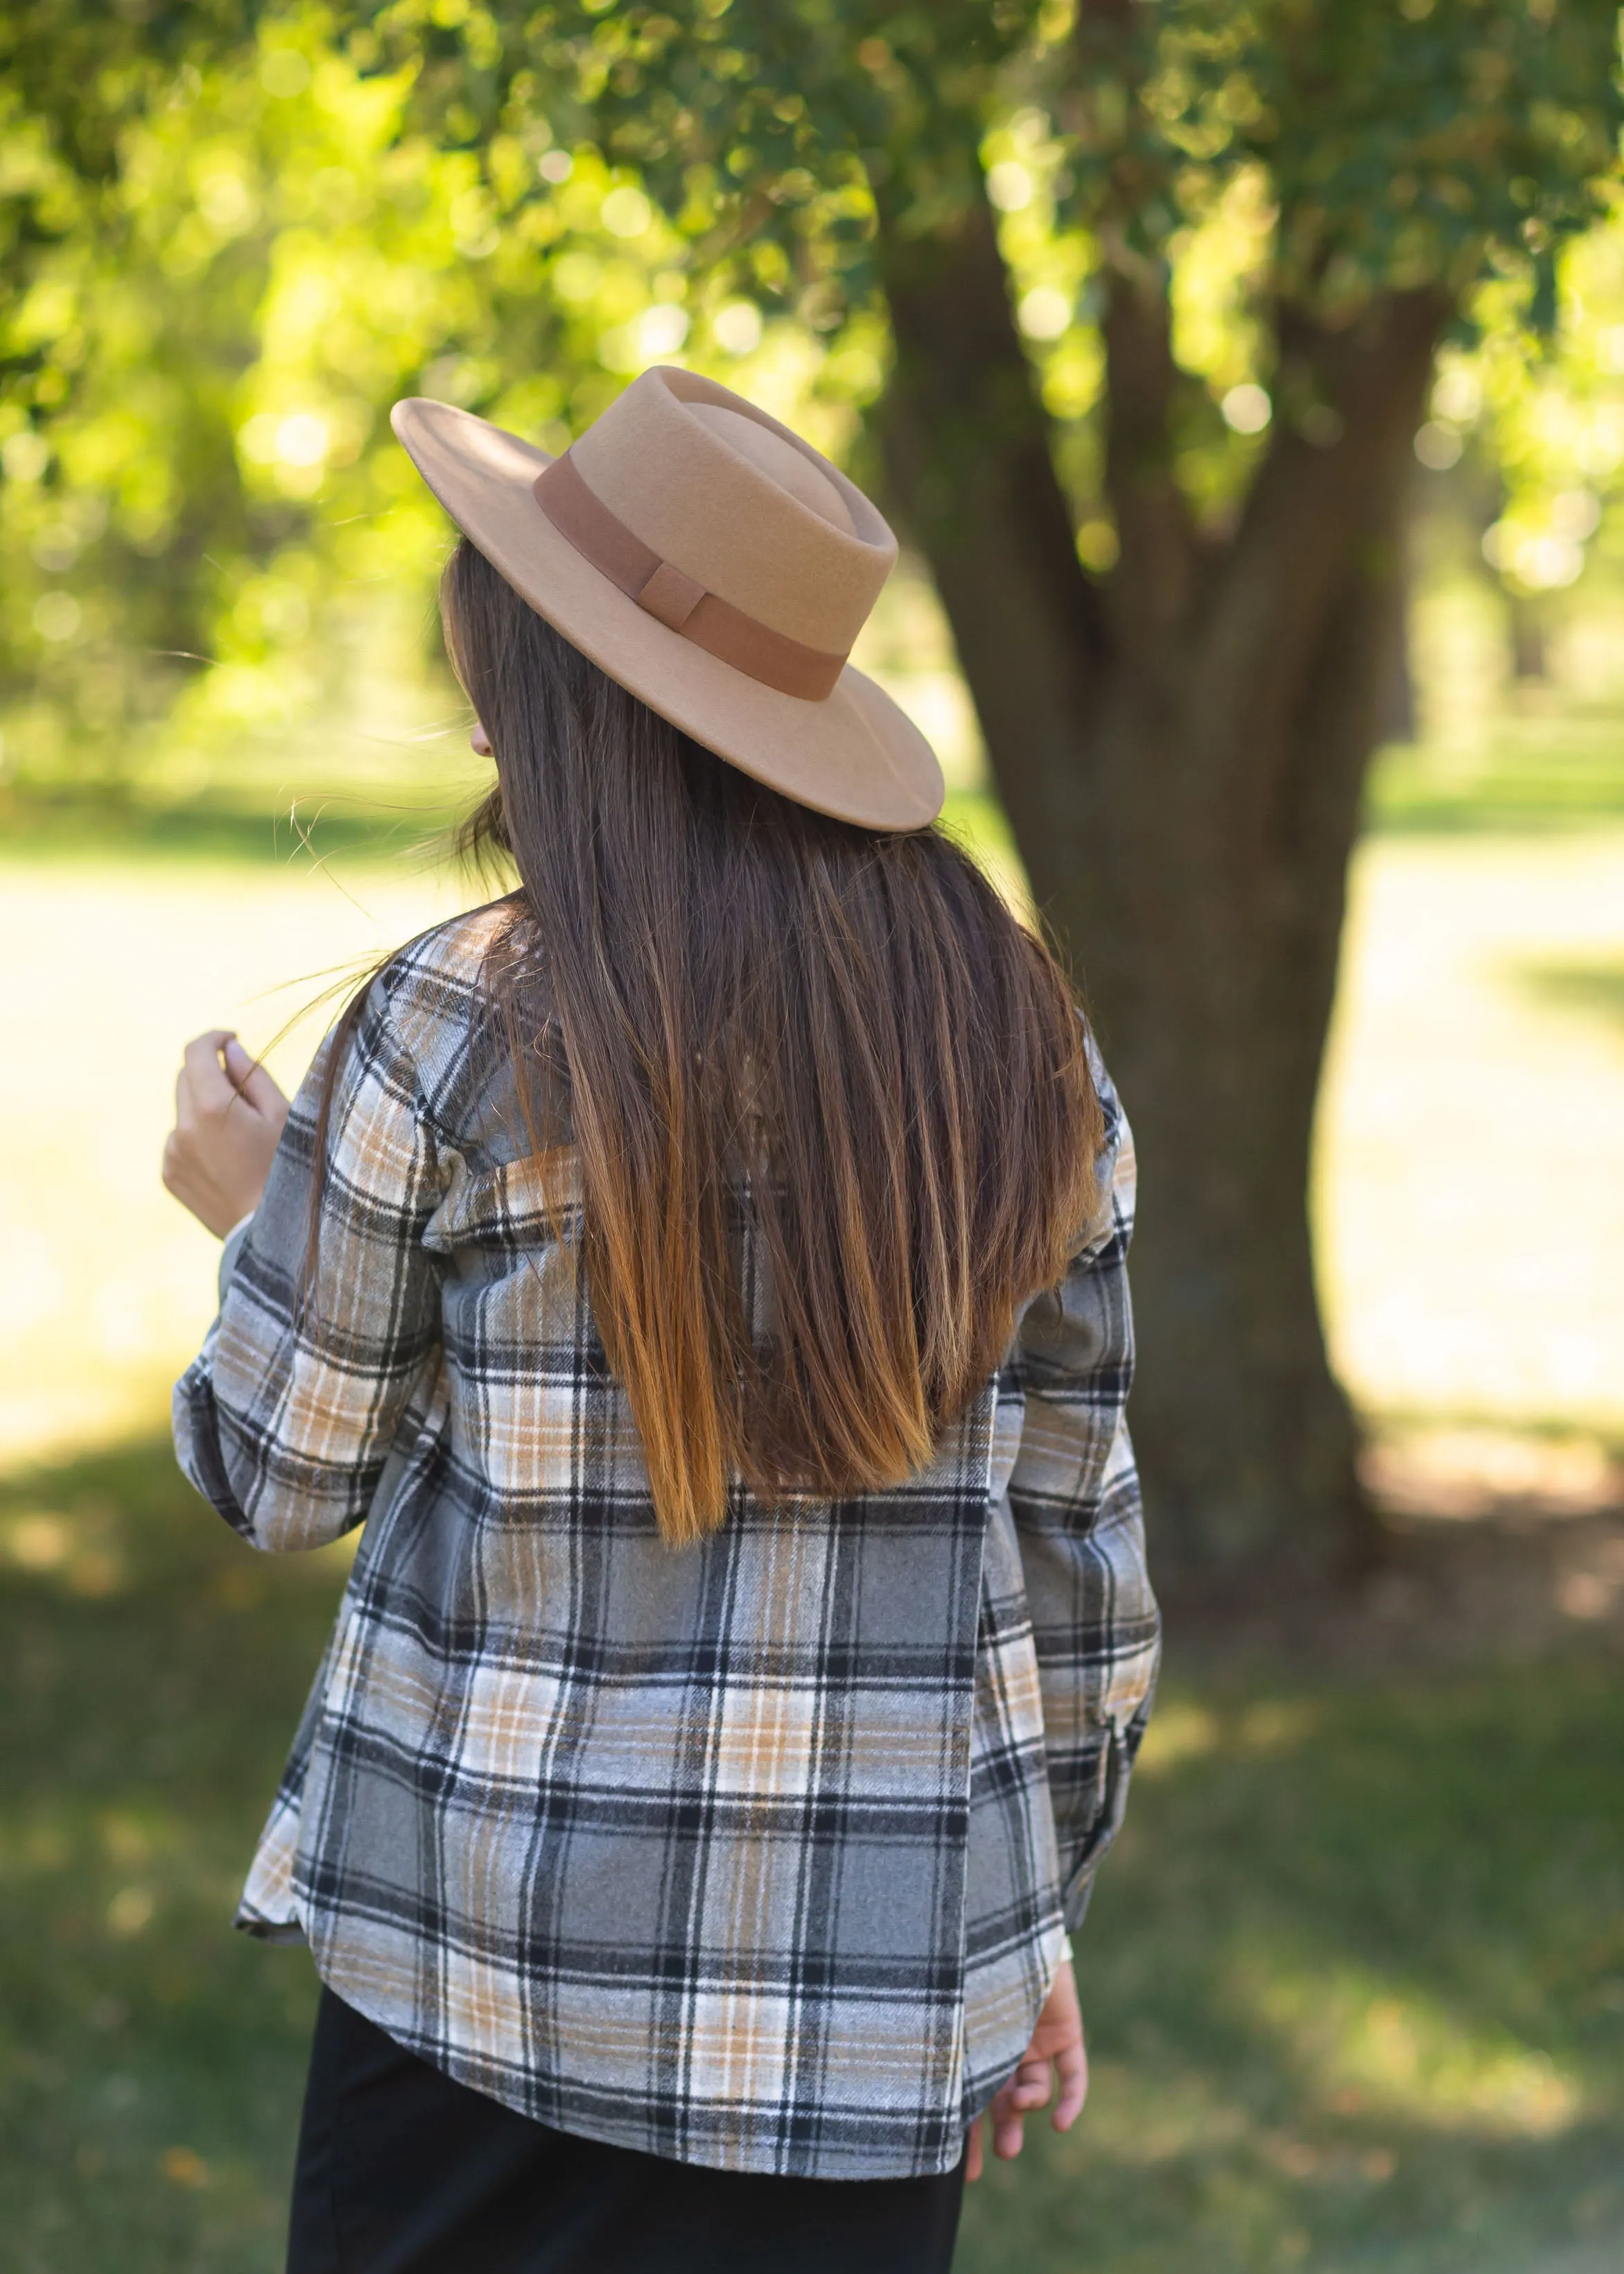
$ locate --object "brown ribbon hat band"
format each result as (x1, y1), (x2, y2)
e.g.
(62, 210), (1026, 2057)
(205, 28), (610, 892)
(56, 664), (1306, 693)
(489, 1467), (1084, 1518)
(534, 452), (847, 702)
(387, 366), (945, 832)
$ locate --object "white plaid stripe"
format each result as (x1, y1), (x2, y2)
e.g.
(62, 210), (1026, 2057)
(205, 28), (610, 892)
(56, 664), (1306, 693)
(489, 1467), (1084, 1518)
(174, 906), (1158, 2179)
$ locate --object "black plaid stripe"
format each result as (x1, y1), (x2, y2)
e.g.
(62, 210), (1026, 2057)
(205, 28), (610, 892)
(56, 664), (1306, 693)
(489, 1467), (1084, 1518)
(174, 907), (1158, 2180)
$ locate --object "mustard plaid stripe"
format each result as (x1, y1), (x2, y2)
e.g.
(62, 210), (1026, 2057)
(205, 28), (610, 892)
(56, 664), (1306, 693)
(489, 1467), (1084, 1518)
(173, 905), (1158, 2180)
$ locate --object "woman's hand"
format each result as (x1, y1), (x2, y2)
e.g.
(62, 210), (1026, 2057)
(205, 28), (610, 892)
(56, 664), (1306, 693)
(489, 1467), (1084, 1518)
(965, 1953), (1088, 2182)
(162, 1031), (290, 1238)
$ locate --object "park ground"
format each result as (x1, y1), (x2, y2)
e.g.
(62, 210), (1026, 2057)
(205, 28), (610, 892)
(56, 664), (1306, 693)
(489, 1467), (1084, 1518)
(2, 608), (1623, 2270)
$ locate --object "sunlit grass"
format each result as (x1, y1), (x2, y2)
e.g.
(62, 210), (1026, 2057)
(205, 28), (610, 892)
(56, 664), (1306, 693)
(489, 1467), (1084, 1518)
(1313, 828), (1624, 1440)
(8, 814), (1624, 1469)
(1250, 1968), (1582, 2140)
(0, 853), (473, 1464)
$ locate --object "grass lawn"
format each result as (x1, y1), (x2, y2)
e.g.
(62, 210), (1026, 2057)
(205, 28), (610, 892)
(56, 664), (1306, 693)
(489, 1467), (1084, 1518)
(3, 1431), (1621, 2274)
(5, 718), (1624, 2268)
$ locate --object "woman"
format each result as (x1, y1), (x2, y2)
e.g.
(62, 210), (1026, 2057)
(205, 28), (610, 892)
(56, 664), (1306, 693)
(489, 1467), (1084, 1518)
(165, 367), (1160, 2274)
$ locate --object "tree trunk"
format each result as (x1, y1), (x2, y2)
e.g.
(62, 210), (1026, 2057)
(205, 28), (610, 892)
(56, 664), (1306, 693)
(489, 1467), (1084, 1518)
(1510, 593), (1548, 684)
(876, 195), (1444, 1583)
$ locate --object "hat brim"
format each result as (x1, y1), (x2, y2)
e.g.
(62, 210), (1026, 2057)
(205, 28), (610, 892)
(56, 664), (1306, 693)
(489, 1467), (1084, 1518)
(391, 397), (945, 833)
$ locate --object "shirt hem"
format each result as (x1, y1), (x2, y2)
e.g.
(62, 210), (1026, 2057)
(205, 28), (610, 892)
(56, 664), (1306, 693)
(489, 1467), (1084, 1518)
(299, 1941), (971, 2183)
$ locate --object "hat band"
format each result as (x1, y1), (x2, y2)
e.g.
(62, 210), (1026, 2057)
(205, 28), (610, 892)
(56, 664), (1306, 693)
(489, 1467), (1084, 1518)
(533, 453), (846, 702)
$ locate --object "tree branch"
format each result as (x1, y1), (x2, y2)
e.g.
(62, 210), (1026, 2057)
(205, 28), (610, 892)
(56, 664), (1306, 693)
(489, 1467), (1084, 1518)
(1100, 254), (1199, 654)
(1194, 288), (1447, 799)
(873, 182), (1112, 860)
(1060, 0), (1198, 650)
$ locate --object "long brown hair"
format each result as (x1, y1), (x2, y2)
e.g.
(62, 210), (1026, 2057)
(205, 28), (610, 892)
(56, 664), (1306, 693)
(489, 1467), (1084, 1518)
(315, 537), (1101, 1545)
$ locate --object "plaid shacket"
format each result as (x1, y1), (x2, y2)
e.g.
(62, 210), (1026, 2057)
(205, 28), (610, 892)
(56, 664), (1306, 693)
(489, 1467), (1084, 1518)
(173, 905), (1160, 2180)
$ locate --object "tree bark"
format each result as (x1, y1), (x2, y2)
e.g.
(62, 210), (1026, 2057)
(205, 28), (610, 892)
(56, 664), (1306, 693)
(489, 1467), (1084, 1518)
(876, 192), (1444, 1583)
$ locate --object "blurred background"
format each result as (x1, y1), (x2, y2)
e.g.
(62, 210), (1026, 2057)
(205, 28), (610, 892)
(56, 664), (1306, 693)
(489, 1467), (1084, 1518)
(2, 5), (1621, 2270)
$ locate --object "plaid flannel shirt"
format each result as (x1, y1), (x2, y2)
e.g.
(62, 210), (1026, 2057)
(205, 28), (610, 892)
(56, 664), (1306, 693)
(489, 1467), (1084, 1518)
(173, 905), (1159, 2180)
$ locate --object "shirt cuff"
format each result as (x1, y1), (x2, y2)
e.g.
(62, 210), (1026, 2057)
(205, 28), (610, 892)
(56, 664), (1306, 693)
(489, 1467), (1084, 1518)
(218, 1213), (256, 1305)
(1062, 1868), (1097, 1936)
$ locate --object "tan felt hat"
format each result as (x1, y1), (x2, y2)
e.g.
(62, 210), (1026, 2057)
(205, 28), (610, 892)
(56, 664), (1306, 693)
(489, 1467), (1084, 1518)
(390, 366), (945, 832)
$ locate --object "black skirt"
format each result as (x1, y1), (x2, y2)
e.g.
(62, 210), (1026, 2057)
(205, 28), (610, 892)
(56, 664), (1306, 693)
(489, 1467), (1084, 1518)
(287, 1986), (968, 2274)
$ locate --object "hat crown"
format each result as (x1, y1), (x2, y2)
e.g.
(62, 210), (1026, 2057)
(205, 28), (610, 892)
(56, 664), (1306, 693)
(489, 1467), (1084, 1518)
(687, 403), (855, 533)
(568, 367), (895, 657)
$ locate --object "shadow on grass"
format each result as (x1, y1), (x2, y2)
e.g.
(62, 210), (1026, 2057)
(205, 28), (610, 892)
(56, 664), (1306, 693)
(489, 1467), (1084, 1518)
(958, 1660), (1624, 2274)
(1514, 960), (1624, 1042)
(2, 787), (1018, 875)
(3, 1430), (1621, 2273)
(0, 1432), (348, 2273)
(1364, 728), (1624, 837)
(0, 793), (466, 869)
(9, 742), (1624, 888)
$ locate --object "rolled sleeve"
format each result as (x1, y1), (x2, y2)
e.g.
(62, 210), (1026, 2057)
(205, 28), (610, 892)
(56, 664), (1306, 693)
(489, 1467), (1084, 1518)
(216, 1213), (255, 1303)
(1007, 1050), (1160, 1928)
(173, 980), (448, 1552)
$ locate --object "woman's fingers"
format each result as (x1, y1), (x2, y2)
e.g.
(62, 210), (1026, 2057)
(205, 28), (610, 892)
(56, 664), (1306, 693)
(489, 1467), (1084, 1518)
(164, 1028), (286, 1236)
(965, 2120), (983, 2182)
(984, 2072), (1035, 2162)
(1010, 2056), (1052, 2107)
(177, 1030), (290, 1134)
(222, 1036), (290, 1127)
(987, 2083), (1023, 2155)
(1053, 2028), (1089, 2132)
(182, 1030), (241, 1115)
